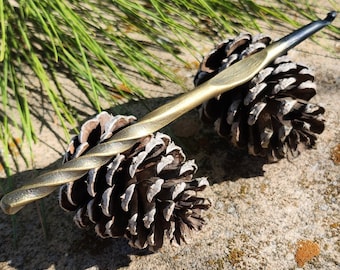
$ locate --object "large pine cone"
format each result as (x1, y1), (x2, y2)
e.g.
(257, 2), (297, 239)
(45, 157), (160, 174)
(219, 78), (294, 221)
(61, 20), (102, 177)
(59, 112), (210, 251)
(194, 33), (325, 162)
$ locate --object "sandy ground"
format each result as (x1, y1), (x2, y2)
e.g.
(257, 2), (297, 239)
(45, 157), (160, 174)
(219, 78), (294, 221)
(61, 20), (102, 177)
(0, 7), (339, 270)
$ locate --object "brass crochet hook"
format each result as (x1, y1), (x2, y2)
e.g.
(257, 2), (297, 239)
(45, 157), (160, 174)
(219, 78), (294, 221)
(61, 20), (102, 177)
(1, 11), (336, 215)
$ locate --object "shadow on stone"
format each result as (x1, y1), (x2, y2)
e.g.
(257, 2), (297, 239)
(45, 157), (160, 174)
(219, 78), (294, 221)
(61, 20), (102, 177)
(0, 96), (268, 269)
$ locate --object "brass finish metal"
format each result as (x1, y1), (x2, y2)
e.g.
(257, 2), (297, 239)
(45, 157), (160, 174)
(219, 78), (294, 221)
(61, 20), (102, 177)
(1, 12), (336, 215)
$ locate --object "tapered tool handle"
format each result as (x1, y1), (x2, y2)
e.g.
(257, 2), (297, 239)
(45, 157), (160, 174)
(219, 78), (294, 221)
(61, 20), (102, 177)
(0, 11), (336, 215)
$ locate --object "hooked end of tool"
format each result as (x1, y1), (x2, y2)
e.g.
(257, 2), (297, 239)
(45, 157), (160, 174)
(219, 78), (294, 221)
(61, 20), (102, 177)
(325, 11), (337, 23)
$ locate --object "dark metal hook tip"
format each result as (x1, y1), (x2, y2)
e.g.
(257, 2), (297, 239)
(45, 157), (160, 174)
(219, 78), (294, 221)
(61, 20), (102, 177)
(325, 11), (337, 22)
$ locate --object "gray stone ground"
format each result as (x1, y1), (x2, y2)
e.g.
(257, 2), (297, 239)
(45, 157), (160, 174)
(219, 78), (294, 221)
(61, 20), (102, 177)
(0, 9), (339, 270)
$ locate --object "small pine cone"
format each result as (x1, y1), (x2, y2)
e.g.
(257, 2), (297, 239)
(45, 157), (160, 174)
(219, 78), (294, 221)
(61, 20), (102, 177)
(194, 33), (325, 162)
(59, 112), (210, 251)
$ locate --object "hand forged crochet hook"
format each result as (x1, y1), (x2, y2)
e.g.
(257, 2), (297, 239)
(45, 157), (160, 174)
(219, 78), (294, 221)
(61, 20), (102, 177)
(1, 11), (336, 215)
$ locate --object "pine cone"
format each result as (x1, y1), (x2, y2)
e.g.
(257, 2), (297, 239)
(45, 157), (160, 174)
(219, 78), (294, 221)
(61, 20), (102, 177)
(59, 112), (210, 251)
(194, 33), (325, 162)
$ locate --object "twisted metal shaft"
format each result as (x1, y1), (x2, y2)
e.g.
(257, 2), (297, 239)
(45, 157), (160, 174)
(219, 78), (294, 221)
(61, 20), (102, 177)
(1, 11), (336, 215)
